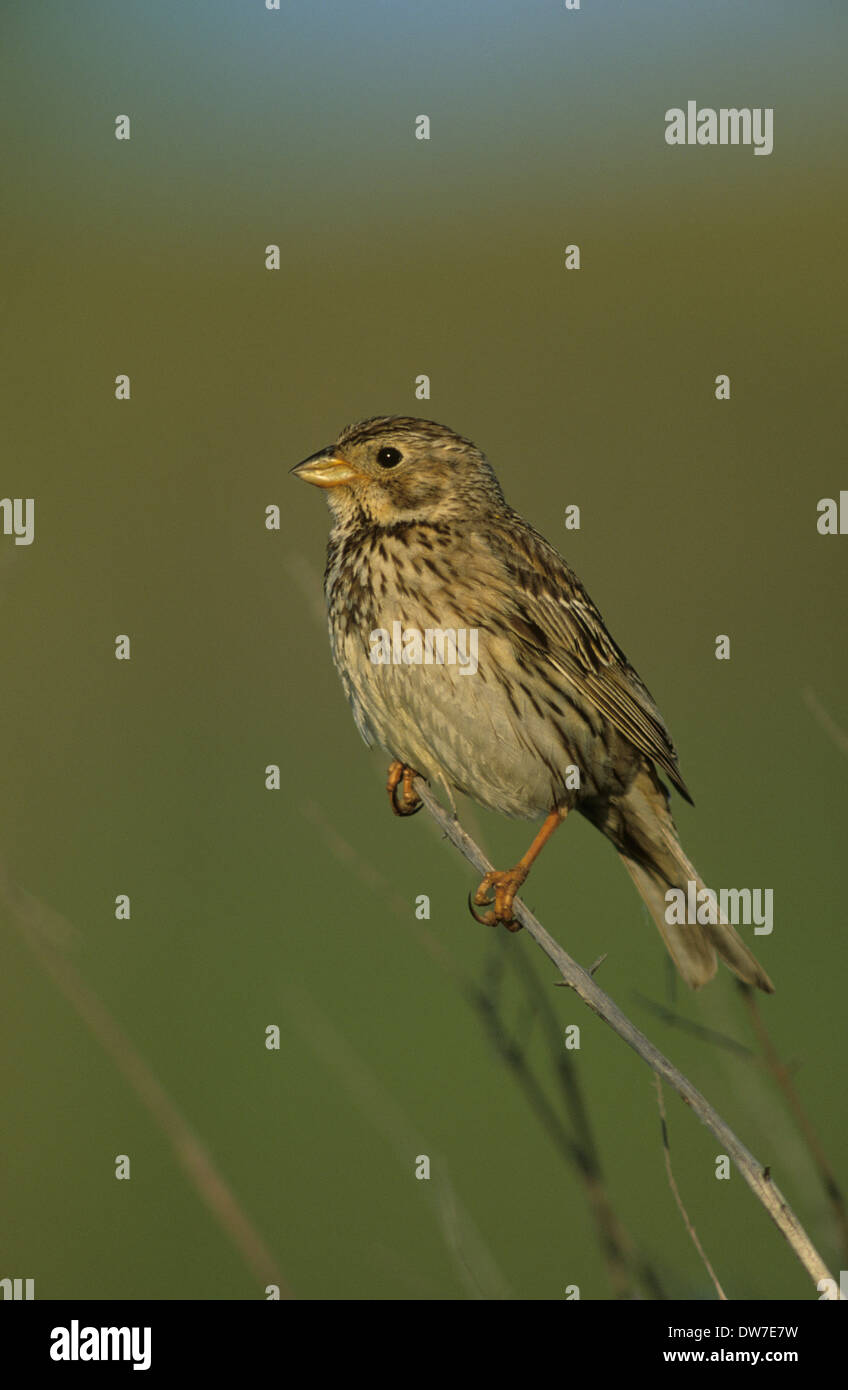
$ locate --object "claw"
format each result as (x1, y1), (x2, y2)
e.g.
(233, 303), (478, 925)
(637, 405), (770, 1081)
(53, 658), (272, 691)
(466, 810), (567, 938)
(391, 785), (423, 817)
(469, 866), (528, 933)
(387, 761), (423, 817)
(467, 892), (496, 927)
(473, 871), (497, 908)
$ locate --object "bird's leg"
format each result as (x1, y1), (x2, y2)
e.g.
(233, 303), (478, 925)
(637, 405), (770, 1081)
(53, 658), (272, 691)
(387, 760), (423, 817)
(470, 808), (568, 931)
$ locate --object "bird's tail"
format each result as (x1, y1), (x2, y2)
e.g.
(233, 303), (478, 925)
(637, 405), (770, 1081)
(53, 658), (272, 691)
(605, 767), (774, 993)
(619, 851), (774, 993)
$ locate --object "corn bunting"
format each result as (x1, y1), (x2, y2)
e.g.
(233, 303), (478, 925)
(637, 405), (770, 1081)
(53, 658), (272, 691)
(293, 416), (774, 993)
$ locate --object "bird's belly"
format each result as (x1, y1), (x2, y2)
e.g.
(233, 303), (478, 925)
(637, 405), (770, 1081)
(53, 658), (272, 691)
(336, 614), (611, 820)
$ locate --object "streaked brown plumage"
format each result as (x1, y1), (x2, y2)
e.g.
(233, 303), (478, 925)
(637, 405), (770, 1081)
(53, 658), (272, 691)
(293, 416), (774, 993)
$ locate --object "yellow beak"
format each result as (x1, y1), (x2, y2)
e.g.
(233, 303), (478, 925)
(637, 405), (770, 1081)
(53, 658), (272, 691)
(291, 450), (361, 488)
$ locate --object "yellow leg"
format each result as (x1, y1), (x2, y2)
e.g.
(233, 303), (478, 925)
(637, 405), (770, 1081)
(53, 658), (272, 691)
(470, 808), (568, 931)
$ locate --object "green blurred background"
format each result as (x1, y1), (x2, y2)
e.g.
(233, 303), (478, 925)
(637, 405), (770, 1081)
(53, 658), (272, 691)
(2, 0), (846, 1299)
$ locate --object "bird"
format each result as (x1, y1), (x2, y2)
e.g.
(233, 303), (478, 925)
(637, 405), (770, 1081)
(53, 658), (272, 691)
(292, 415), (774, 994)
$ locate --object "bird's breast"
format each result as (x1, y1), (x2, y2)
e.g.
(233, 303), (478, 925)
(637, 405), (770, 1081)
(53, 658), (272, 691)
(324, 523), (640, 819)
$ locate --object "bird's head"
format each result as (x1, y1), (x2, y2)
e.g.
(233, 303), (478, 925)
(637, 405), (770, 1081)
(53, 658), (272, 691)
(291, 416), (505, 526)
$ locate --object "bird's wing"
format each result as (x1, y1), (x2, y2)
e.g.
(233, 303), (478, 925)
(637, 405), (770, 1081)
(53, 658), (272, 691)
(487, 515), (693, 802)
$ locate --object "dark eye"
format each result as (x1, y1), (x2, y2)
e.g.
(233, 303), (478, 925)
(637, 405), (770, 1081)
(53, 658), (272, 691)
(376, 446), (402, 469)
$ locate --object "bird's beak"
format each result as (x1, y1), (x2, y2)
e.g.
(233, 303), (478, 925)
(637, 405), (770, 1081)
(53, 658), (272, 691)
(290, 447), (361, 489)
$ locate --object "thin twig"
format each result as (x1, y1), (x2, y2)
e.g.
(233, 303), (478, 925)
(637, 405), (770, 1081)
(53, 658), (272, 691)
(470, 968), (653, 1300)
(413, 776), (841, 1297)
(654, 1076), (726, 1299)
(495, 943), (666, 1299)
(740, 986), (848, 1264)
(309, 782), (656, 1297)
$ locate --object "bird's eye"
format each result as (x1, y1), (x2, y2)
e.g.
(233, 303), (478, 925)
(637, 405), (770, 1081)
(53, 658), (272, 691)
(376, 446), (402, 469)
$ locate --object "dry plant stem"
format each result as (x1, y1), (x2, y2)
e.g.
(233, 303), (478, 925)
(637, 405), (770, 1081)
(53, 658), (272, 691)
(414, 777), (839, 1296)
(741, 987), (848, 1264)
(309, 796), (653, 1300)
(478, 948), (665, 1299)
(472, 975), (642, 1299)
(654, 1076), (726, 1299)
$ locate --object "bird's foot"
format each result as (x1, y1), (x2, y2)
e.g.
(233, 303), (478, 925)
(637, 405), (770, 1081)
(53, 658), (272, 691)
(468, 865), (529, 932)
(387, 760), (423, 817)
